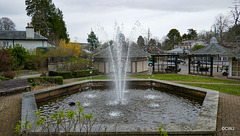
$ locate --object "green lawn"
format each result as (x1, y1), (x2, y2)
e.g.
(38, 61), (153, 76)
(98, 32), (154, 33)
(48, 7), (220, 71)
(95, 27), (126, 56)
(73, 74), (240, 96)
(181, 83), (240, 96)
(130, 74), (240, 84)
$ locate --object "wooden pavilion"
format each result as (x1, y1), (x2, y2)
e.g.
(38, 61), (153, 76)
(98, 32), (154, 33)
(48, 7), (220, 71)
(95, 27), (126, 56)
(189, 37), (230, 76)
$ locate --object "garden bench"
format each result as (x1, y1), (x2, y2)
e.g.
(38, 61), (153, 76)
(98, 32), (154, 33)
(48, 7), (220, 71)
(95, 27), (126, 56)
(199, 67), (209, 72)
(0, 79), (31, 96)
(220, 65), (229, 72)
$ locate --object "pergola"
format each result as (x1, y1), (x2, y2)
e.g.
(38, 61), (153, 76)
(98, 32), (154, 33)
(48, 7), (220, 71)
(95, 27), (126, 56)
(189, 37), (230, 76)
(151, 54), (180, 73)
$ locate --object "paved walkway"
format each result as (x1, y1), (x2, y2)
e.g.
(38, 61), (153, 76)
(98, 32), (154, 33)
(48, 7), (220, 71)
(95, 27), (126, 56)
(0, 79), (239, 135)
(14, 74), (41, 79)
(217, 93), (240, 136)
(0, 93), (22, 136)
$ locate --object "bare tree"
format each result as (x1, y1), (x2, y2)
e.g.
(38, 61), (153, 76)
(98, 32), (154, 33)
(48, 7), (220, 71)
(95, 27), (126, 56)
(230, 0), (240, 26)
(0, 17), (16, 30)
(212, 14), (231, 44)
(198, 30), (213, 43)
(145, 28), (152, 45)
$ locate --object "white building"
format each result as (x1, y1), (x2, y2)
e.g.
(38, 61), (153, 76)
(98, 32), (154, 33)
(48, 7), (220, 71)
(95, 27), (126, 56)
(0, 24), (49, 50)
(174, 39), (207, 50)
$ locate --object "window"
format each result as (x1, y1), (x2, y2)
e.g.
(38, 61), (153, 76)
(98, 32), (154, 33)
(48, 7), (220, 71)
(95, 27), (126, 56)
(3, 41), (9, 47)
(232, 57), (240, 77)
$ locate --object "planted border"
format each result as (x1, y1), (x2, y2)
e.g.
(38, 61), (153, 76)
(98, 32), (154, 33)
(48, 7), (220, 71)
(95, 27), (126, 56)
(51, 69), (99, 79)
(52, 71), (73, 79)
(27, 76), (63, 85)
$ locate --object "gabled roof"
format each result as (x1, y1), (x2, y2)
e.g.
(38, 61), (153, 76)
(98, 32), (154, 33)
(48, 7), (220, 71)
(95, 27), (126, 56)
(166, 47), (190, 54)
(93, 44), (150, 59)
(191, 37), (229, 55)
(221, 46), (240, 57)
(0, 30), (48, 41)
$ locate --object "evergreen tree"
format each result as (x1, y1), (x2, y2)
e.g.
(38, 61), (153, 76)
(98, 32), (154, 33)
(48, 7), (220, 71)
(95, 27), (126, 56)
(137, 35), (145, 49)
(48, 8), (69, 45)
(25, 0), (68, 45)
(87, 31), (99, 51)
(187, 29), (197, 40)
(182, 29), (197, 40)
(167, 29), (181, 45)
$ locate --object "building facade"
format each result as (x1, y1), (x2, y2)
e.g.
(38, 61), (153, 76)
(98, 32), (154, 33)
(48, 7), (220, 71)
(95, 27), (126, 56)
(0, 24), (49, 50)
(174, 39), (207, 50)
(93, 45), (150, 74)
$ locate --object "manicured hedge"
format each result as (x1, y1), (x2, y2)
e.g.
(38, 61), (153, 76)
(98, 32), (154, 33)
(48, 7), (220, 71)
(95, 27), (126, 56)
(92, 69), (99, 75)
(52, 71), (73, 79)
(73, 69), (99, 78)
(73, 70), (86, 78)
(27, 76), (63, 85)
(50, 69), (99, 79)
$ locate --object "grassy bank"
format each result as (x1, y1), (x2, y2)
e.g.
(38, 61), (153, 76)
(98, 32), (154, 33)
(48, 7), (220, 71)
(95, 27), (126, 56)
(66, 74), (240, 96)
(131, 74), (240, 96)
(181, 83), (240, 96)
(130, 74), (240, 84)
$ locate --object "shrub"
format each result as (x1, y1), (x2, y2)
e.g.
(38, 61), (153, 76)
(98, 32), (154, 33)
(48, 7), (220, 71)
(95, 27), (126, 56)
(15, 101), (103, 135)
(4, 70), (16, 79)
(73, 69), (99, 78)
(92, 69), (99, 75)
(27, 76), (63, 85)
(0, 75), (10, 81)
(0, 48), (13, 72)
(52, 71), (73, 79)
(24, 51), (37, 70)
(73, 70), (86, 78)
(0, 48), (16, 79)
(83, 70), (91, 77)
(67, 58), (88, 72)
(7, 44), (28, 69)
(159, 126), (168, 136)
(51, 57), (88, 72)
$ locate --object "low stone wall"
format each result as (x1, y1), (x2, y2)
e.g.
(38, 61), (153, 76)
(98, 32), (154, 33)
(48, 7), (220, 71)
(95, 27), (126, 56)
(22, 79), (218, 136)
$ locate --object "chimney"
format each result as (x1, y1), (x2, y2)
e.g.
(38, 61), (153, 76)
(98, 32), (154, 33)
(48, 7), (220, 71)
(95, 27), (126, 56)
(26, 23), (34, 39)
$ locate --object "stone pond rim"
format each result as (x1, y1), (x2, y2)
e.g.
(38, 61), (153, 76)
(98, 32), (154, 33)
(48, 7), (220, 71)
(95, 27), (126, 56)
(21, 79), (219, 136)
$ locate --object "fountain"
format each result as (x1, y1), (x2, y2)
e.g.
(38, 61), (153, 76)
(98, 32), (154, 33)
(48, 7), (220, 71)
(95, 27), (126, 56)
(21, 22), (219, 135)
(109, 32), (129, 104)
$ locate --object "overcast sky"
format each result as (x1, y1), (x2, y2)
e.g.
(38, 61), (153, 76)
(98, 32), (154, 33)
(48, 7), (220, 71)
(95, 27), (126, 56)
(0, 0), (233, 43)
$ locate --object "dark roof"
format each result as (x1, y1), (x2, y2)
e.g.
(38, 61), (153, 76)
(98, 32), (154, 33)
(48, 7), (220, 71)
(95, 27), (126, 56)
(0, 30), (48, 41)
(191, 37), (230, 55)
(78, 43), (90, 46)
(93, 44), (150, 59)
(221, 47), (240, 57)
(166, 48), (190, 54)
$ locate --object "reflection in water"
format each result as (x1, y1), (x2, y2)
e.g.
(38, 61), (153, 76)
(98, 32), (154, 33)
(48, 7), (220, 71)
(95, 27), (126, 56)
(38, 88), (203, 127)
